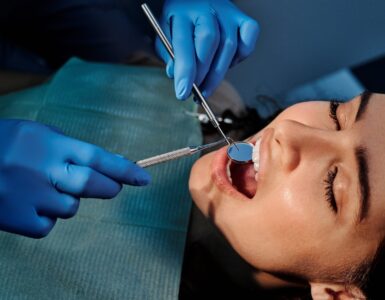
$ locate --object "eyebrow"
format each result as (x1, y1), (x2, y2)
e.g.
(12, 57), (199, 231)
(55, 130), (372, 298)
(354, 91), (373, 222)
(355, 91), (372, 122)
(355, 147), (370, 222)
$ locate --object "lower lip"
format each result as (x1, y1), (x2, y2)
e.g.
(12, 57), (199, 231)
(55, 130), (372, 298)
(211, 145), (256, 201)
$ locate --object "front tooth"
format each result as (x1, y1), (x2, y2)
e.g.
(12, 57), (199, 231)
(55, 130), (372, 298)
(253, 138), (261, 172)
(254, 161), (259, 172)
(253, 139), (261, 162)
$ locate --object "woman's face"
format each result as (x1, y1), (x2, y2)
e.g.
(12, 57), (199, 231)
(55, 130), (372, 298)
(189, 92), (385, 282)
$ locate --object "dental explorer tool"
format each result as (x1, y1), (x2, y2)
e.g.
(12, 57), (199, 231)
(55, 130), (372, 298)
(136, 139), (226, 168)
(141, 3), (231, 146)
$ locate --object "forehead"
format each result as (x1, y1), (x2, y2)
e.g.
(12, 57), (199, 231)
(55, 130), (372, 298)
(360, 95), (385, 183)
(363, 94), (385, 132)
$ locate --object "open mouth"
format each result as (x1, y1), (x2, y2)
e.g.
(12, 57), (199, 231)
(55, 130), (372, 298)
(226, 138), (261, 199)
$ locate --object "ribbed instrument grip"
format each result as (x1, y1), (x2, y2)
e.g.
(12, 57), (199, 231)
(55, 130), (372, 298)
(136, 148), (191, 168)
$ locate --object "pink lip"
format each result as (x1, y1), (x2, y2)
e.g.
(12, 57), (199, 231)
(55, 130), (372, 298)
(211, 134), (266, 201)
(211, 146), (249, 201)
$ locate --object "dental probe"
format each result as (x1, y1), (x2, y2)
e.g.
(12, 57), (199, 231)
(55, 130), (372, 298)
(141, 3), (231, 146)
(136, 139), (226, 168)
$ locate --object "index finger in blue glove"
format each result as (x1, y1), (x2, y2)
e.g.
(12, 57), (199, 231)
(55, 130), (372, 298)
(63, 139), (151, 186)
(53, 164), (123, 198)
(193, 14), (220, 86)
(172, 15), (196, 100)
(231, 18), (259, 67)
(200, 23), (238, 98)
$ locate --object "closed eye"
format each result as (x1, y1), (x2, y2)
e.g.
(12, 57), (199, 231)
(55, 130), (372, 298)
(324, 167), (338, 213)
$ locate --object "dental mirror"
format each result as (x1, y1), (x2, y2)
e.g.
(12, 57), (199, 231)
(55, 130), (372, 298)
(227, 142), (253, 164)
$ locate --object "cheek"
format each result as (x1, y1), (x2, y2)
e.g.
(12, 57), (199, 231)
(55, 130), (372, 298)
(251, 177), (333, 255)
(257, 182), (317, 239)
(215, 182), (325, 271)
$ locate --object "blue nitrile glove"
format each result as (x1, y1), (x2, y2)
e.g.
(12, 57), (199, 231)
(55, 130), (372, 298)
(156, 0), (259, 100)
(0, 120), (151, 238)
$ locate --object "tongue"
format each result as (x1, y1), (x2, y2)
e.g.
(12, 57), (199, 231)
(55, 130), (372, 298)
(229, 162), (257, 198)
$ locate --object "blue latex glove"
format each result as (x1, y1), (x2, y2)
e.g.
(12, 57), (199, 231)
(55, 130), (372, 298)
(0, 120), (150, 238)
(156, 0), (259, 100)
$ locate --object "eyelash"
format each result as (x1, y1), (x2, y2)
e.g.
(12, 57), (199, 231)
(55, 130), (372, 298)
(329, 101), (341, 130)
(323, 101), (341, 213)
(324, 167), (338, 213)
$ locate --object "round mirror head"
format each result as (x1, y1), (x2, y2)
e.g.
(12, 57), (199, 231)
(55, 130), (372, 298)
(227, 142), (253, 164)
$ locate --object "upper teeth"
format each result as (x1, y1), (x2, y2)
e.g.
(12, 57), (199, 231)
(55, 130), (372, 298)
(226, 160), (232, 183)
(252, 138), (261, 172)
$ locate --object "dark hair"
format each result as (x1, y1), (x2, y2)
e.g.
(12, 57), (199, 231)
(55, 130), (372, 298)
(360, 238), (385, 299)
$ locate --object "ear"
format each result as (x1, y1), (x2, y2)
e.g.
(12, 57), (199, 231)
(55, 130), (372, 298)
(310, 282), (366, 300)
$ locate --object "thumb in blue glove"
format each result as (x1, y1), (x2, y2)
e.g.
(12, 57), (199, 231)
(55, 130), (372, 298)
(0, 120), (150, 238)
(156, 0), (259, 100)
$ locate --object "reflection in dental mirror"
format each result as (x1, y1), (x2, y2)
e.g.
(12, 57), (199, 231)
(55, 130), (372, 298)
(227, 142), (253, 164)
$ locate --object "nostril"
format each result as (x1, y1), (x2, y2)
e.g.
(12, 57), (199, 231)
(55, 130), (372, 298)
(282, 146), (301, 172)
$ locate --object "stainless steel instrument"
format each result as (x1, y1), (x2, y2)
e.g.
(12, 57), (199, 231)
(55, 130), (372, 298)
(136, 139), (226, 168)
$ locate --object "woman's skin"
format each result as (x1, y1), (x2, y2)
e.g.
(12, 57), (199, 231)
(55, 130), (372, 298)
(189, 92), (385, 299)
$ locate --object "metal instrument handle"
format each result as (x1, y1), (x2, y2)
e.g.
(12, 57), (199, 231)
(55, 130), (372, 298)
(136, 147), (191, 168)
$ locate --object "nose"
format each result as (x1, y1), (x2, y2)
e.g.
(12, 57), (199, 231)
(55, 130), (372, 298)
(273, 120), (340, 171)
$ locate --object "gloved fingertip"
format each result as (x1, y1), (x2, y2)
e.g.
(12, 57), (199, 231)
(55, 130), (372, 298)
(166, 69), (173, 79)
(125, 161), (151, 185)
(166, 61), (174, 79)
(202, 89), (211, 99)
(176, 79), (190, 100)
(135, 172), (151, 186)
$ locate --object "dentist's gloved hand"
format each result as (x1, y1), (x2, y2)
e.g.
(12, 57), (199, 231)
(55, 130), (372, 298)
(156, 0), (259, 100)
(0, 120), (150, 238)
